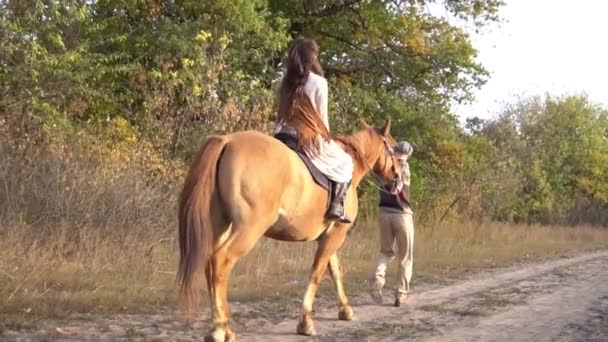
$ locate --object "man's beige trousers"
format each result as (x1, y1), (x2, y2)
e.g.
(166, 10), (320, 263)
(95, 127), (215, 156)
(372, 212), (414, 297)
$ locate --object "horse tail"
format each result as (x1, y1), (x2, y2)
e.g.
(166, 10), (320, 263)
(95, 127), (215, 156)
(177, 135), (228, 318)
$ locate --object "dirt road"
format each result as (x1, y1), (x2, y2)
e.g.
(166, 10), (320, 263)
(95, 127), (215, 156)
(4, 250), (608, 341)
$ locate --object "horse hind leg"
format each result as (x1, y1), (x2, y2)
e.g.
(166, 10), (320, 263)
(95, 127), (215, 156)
(206, 221), (271, 342)
(328, 253), (354, 321)
(207, 247), (235, 342)
(205, 261), (214, 319)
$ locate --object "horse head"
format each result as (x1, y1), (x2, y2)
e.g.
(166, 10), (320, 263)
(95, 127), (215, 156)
(357, 118), (402, 192)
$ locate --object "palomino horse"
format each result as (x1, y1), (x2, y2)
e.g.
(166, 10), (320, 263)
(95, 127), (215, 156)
(177, 119), (401, 341)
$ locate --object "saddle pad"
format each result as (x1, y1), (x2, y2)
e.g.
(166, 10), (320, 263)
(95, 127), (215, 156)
(273, 132), (331, 193)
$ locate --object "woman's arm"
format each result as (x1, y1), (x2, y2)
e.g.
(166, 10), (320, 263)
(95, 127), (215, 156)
(315, 78), (330, 132)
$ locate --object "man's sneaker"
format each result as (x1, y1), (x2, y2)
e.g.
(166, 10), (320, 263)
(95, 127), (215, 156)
(394, 294), (408, 307)
(369, 287), (383, 305)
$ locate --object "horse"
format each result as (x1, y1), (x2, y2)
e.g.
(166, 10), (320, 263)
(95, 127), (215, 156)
(177, 119), (401, 341)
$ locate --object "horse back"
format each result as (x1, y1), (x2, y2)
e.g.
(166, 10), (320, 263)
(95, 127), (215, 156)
(216, 131), (330, 241)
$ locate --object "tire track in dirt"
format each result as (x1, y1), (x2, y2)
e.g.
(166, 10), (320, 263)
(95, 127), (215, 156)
(237, 250), (608, 341)
(415, 255), (608, 342)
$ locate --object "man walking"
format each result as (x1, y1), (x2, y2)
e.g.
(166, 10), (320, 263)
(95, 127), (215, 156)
(369, 141), (414, 307)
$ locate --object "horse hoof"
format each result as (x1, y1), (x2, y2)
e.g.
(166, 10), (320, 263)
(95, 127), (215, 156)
(205, 327), (228, 342)
(225, 329), (236, 342)
(204, 334), (221, 342)
(338, 306), (354, 321)
(296, 319), (317, 336)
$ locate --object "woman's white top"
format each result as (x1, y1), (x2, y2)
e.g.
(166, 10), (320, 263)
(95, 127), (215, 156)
(304, 72), (330, 131)
(275, 72), (354, 183)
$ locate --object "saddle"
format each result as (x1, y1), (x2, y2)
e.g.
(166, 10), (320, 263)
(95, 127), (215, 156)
(273, 132), (331, 194)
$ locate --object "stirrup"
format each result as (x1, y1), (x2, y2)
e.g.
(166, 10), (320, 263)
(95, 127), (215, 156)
(326, 181), (352, 223)
(326, 211), (351, 223)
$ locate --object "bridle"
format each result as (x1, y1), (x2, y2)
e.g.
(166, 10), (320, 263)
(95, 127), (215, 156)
(361, 136), (401, 195)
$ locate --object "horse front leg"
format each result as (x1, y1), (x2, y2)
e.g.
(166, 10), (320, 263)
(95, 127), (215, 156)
(328, 253), (354, 321)
(297, 226), (348, 336)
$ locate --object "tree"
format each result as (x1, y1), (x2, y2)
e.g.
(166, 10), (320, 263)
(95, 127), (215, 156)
(480, 94), (608, 225)
(269, 0), (502, 120)
(1, 0), (513, 224)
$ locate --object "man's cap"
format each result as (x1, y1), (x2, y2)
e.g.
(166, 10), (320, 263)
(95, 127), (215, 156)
(394, 141), (413, 157)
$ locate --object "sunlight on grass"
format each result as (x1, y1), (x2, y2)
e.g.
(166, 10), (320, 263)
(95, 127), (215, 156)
(2, 216), (608, 328)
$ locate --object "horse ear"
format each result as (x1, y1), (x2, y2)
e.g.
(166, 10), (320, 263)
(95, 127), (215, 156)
(359, 118), (372, 129)
(382, 117), (392, 136)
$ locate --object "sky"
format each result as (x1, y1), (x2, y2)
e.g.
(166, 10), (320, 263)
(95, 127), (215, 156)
(440, 0), (608, 122)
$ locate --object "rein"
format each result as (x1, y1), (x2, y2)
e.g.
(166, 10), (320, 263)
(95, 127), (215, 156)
(348, 136), (399, 195)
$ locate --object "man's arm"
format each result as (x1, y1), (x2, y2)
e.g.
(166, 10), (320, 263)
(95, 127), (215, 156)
(402, 162), (411, 186)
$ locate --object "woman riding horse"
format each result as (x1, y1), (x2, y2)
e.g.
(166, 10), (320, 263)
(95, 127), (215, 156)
(274, 38), (354, 223)
(177, 38), (402, 342)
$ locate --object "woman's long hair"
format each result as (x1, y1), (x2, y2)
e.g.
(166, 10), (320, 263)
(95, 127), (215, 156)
(277, 38), (330, 152)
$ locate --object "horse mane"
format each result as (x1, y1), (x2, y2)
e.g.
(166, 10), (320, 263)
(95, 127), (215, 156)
(333, 130), (374, 172)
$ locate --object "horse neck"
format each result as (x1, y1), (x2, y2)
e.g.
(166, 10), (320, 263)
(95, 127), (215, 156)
(342, 131), (382, 186)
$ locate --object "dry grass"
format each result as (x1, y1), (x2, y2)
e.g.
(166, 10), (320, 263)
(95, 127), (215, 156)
(2, 138), (608, 329)
(3, 218), (608, 329)
(334, 217), (608, 292)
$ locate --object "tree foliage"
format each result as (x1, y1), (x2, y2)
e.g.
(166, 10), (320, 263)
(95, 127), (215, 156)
(469, 95), (608, 225)
(4, 1), (607, 225)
